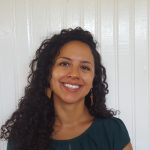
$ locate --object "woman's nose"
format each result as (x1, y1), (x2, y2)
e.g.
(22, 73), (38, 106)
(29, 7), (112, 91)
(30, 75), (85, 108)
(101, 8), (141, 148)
(67, 66), (80, 79)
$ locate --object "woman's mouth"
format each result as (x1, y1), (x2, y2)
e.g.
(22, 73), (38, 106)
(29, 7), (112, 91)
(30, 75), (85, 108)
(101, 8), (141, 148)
(61, 82), (81, 92)
(63, 83), (80, 89)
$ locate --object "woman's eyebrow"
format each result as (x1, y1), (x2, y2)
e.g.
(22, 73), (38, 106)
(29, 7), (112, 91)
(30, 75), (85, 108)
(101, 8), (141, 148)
(57, 57), (93, 65)
(57, 57), (71, 61)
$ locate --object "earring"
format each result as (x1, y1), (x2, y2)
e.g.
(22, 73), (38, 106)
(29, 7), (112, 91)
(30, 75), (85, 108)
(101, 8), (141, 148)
(46, 88), (52, 99)
(90, 89), (94, 106)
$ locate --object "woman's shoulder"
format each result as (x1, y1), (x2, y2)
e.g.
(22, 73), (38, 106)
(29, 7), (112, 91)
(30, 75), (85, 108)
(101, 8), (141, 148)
(95, 116), (128, 127)
(93, 117), (130, 149)
(94, 117), (129, 136)
(7, 140), (13, 150)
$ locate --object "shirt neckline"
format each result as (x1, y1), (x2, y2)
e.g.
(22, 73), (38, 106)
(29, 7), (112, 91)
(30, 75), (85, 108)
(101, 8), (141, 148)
(51, 118), (97, 143)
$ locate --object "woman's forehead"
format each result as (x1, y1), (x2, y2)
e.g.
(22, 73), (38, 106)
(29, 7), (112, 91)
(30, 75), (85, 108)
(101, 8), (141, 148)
(57, 40), (94, 62)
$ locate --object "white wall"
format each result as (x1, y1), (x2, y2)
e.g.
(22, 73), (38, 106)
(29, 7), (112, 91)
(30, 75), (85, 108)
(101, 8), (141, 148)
(0, 0), (150, 149)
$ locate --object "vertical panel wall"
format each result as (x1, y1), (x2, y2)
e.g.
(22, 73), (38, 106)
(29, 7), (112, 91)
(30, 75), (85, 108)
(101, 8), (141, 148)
(0, 0), (150, 149)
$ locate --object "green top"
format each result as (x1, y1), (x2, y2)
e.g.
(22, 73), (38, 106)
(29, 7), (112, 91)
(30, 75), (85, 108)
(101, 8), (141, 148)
(7, 117), (130, 150)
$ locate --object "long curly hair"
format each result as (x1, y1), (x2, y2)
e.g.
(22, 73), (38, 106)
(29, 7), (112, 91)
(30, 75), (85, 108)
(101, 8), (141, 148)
(0, 27), (116, 150)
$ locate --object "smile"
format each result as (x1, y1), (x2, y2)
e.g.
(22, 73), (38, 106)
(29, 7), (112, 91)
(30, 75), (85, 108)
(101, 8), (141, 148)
(63, 83), (80, 89)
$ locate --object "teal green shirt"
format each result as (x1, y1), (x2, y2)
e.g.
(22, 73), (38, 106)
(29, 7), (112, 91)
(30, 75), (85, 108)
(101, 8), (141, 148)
(7, 117), (130, 150)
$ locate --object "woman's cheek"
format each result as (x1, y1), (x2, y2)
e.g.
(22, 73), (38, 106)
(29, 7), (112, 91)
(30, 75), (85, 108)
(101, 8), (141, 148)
(52, 68), (68, 80)
(83, 74), (94, 86)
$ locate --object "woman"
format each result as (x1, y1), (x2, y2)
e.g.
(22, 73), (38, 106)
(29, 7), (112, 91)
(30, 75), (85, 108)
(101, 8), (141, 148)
(0, 27), (132, 150)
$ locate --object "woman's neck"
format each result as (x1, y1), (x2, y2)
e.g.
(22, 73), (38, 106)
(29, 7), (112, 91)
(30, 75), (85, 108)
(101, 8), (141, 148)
(54, 101), (93, 127)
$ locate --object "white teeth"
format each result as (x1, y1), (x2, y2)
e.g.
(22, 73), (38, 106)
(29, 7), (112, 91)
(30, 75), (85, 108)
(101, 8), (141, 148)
(64, 83), (80, 89)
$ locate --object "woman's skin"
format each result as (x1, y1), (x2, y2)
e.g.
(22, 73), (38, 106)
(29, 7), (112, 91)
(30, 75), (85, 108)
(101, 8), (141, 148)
(48, 40), (132, 150)
(123, 143), (133, 150)
(50, 40), (94, 140)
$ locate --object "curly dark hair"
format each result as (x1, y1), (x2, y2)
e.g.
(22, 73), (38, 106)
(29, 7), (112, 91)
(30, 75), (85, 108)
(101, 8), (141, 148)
(0, 27), (116, 150)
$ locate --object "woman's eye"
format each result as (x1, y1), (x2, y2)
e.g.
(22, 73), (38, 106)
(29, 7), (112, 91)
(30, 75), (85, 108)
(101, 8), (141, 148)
(59, 62), (70, 67)
(81, 65), (90, 71)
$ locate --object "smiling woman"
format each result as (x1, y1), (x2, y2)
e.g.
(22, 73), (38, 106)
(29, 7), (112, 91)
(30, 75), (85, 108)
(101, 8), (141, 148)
(50, 41), (94, 105)
(0, 27), (132, 150)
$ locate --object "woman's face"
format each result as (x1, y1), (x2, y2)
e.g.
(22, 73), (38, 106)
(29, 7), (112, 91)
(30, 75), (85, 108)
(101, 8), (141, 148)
(50, 40), (95, 104)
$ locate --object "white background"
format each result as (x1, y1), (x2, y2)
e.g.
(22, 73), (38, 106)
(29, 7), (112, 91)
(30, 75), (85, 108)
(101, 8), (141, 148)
(0, 0), (150, 149)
